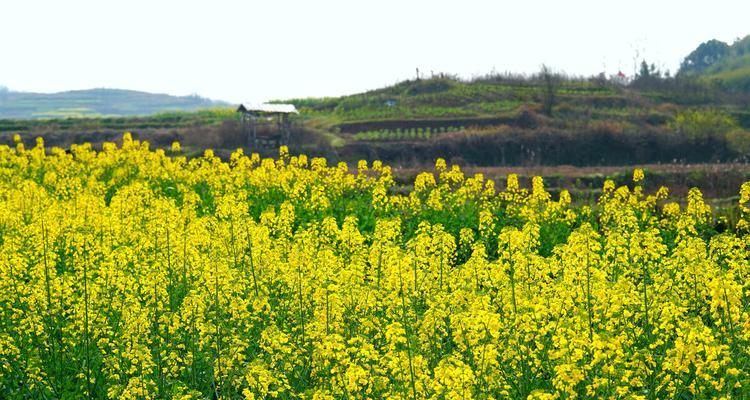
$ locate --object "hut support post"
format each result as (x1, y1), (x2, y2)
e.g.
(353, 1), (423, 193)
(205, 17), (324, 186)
(251, 114), (257, 147)
(237, 104), (297, 150)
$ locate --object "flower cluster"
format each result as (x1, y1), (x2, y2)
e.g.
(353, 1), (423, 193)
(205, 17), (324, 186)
(0, 135), (748, 399)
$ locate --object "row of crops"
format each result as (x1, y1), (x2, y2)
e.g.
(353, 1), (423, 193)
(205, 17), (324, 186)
(353, 125), (466, 141)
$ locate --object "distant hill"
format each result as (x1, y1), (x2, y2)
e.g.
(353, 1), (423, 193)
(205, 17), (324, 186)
(0, 87), (228, 119)
(679, 35), (750, 91)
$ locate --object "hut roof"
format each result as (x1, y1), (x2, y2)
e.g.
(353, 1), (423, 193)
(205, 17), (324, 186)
(237, 103), (298, 114)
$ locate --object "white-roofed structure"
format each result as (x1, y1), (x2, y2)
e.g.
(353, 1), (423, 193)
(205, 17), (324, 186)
(237, 103), (299, 114)
(237, 103), (299, 148)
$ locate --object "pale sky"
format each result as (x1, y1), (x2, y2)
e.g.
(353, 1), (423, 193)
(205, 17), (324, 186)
(1, 0), (749, 103)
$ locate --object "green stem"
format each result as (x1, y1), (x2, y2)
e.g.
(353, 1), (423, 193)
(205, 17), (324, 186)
(83, 243), (92, 398)
(398, 260), (418, 400)
(213, 260), (221, 397)
(585, 237), (594, 342)
(244, 226), (259, 297)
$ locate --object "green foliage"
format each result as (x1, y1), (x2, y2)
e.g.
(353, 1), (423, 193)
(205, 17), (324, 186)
(680, 35), (750, 92)
(702, 64), (750, 92)
(287, 76), (616, 123)
(669, 109), (740, 141)
(726, 129), (750, 156)
(402, 77), (457, 95)
(680, 39), (731, 75)
(352, 126), (463, 141)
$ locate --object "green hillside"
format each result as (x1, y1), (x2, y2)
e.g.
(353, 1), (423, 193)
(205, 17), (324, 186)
(0, 87), (227, 119)
(679, 35), (750, 91)
(286, 76), (617, 124)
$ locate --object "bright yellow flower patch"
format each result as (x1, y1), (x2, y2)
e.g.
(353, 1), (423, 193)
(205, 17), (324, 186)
(0, 135), (748, 399)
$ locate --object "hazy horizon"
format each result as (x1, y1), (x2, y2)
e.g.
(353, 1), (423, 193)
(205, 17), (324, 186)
(2, 0), (749, 103)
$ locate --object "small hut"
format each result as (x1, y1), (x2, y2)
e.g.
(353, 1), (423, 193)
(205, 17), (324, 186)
(237, 103), (299, 148)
